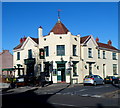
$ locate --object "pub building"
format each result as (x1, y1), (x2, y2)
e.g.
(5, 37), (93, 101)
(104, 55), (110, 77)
(13, 15), (119, 84)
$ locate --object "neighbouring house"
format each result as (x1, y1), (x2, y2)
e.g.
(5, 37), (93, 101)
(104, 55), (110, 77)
(13, 17), (119, 83)
(0, 50), (14, 77)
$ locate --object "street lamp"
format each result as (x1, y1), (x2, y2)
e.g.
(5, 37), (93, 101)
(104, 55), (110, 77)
(69, 56), (73, 85)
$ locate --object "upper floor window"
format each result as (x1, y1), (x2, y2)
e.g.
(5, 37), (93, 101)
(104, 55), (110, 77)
(57, 45), (65, 56)
(88, 48), (92, 58)
(73, 45), (77, 56)
(17, 52), (20, 60)
(103, 51), (106, 59)
(44, 46), (49, 57)
(98, 50), (100, 59)
(112, 52), (117, 60)
(28, 49), (32, 59)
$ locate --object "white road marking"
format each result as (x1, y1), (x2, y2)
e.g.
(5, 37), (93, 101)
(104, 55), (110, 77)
(79, 89), (87, 91)
(91, 95), (102, 98)
(81, 94), (89, 96)
(95, 86), (104, 89)
(51, 102), (77, 107)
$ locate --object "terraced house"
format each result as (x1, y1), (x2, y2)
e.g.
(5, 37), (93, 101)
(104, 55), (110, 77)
(13, 18), (119, 83)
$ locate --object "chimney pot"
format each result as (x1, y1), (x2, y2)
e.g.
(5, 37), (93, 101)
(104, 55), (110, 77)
(96, 37), (99, 42)
(108, 40), (112, 46)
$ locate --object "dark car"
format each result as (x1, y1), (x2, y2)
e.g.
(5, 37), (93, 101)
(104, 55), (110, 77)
(104, 76), (120, 84)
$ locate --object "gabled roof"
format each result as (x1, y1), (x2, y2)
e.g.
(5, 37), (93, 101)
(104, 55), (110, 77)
(80, 35), (118, 51)
(49, 21), (69, 34)
(13, 37), (38, 50)
(80, 36), (89, 44)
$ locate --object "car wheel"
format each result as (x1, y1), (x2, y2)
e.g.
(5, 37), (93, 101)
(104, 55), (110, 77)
(93, 81), (97, 86)
(112, 81), (115, 85)
(102, 81), (105, 85)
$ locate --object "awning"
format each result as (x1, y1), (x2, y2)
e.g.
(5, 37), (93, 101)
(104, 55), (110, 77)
(2, 68), (15, 72)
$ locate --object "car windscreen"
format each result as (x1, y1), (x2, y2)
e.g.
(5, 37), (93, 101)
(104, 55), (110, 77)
(85, 76), (93, 78)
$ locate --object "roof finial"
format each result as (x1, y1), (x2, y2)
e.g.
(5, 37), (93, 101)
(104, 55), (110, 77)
(58, 9), (61, 22)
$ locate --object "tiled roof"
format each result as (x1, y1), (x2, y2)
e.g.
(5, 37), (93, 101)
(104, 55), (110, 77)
(80, 35), (118, 51)
(80, 36), (89, 43)
(97, 42), (118, 51)
(31, 37), (39, 44)
(13, 37), (38, 50)
(49, 21), (69, 34)
(13, 43), (23, 50)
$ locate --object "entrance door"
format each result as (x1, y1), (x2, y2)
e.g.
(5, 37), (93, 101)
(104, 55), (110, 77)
(57, 64), (66, 82)
(103, 64), (106, 78)
(26, 64), (34, 76)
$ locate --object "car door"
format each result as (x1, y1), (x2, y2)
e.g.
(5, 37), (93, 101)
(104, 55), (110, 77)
(98, 76), (103, 84)
(94, 75), (99, 84)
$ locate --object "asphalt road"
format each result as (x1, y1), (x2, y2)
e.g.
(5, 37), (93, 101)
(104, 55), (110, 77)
(1, 84), (120, 108)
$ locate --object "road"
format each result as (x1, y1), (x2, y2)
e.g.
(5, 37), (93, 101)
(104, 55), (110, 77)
(1, 84), (120, 108)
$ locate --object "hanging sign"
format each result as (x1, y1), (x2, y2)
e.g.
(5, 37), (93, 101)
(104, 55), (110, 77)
(39, 48), (45, 59)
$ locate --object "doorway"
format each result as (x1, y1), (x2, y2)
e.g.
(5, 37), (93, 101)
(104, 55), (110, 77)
(26, 64), (34, 76)
(103, 64), (106, 78)
(57, 64), (66, 82)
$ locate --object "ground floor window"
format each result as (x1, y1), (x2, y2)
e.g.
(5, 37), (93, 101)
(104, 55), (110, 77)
(113, 64), (117, 75)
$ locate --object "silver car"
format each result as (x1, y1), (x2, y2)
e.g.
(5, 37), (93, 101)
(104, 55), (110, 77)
(83, 75), (104, 86)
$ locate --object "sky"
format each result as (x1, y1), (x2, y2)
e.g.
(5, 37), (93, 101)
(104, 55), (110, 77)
(2, 2), (119, 54)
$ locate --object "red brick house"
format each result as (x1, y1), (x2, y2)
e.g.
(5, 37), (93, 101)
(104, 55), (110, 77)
(0, 50), (14, 77)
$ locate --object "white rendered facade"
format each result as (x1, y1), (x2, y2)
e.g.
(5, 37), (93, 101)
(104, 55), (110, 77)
(13, 21), (119, 83)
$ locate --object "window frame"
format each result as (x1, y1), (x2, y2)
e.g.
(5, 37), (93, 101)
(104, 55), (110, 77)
(73, 45), (77, 56)
(44, 46), (49, 57)
(113, 64), (117, 75)
(98, 50), (100, 59)
(103, 51), (106, 59)
(112, 52), (117, 60)
(88, 48), (92, 58)
(28, 49), (32, 59)
(56, 45), (65, 56)
(17, 52), (20, 60)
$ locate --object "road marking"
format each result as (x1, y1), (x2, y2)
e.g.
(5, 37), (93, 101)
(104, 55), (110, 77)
(105, 86), (110, 87)
(51, 102), (77, 107)
(81, 94), (89, 97)
(95, 86), (103, 89)
(79, 89), (87, 91)
(91, 95), (102, 98)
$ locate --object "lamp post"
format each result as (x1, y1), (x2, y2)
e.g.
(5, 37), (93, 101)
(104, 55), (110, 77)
(69, 57), (73, 85)
(50, 61), (53, 83)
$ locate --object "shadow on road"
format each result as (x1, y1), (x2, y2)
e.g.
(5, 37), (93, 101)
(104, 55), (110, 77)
(2, 84), (71, 108)
(2, 84), (119, 108)
(2, 88), (55, 108)
(112, 83), (120, 89)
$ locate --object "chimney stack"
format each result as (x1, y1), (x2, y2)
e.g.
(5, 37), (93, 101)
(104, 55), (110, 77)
(107, 40), (112, 46)
(20, 38), (23, 43)
(95, 37), (99, 42)
(38, 26), (43, 37)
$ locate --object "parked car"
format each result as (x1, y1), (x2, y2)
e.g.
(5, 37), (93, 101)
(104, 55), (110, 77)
(16, 76), (28, 87)
(83, 75), (104, 86)
(104, 76), (120, 84)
